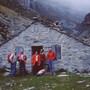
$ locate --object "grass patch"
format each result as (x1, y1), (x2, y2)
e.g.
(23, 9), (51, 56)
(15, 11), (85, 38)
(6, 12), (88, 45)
(0, 73), (90, 90)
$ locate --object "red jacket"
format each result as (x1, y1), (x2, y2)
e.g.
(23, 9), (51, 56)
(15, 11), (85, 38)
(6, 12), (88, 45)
(39, 53), (46, 61)
(47, 51), (56, 60)
(31, 54), (41, 66)
(18, 54), (27, 64)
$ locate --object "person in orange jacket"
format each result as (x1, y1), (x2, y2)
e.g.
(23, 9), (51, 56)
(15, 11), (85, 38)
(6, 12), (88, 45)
(31, 51), (41, 75)
(18, 50), (27, 76)
(47, 48), (56, 74)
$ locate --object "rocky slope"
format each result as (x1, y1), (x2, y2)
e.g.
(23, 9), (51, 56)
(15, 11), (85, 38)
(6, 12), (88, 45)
(76, 13), (90, 46)
(0, 5), (33, 46)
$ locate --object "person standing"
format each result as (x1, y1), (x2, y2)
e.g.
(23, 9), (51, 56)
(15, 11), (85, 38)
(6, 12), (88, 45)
(18, 50), (27, 76)
(10, 50), (17, 78)
(31, 51), (41, 75)
(47, 48), (56, 75)
(39, 49), (46, 69)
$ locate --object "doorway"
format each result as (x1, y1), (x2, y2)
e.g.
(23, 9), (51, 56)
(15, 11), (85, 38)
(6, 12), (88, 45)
(31, 46), (43, 55)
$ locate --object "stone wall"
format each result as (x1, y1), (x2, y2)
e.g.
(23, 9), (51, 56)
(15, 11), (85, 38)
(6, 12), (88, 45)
(0, 22), (90, 73)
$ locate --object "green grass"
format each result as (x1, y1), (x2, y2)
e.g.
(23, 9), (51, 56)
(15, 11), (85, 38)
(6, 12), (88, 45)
(0, 73), (90, 90)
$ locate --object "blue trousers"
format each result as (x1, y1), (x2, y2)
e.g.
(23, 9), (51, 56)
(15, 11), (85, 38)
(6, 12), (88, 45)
(11, 62), (16, 78)
(48, 60), (55, 73)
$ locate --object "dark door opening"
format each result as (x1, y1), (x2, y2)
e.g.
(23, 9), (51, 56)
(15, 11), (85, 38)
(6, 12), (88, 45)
(31, 46), (43, 55)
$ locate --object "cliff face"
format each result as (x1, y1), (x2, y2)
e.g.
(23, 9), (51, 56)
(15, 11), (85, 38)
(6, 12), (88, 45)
(15, 0), (85, 20)
(0, 0), (89, 31)
(0, 0), (85, 30)
(82, 13), (90, 26)
(14, 0), (90, 31)
(0, 5), (33, 46)
(76, 13), (90, 45)
(14, 0), (82, 31)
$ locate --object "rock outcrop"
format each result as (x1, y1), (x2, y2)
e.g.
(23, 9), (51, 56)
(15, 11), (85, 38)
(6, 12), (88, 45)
(76, 13), (90, 46)
(0, 5), (33, 46)
(82, 13), (90, 26)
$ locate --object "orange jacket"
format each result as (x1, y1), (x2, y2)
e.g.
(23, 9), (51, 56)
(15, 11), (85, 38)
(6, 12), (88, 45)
(18, 54), (27, 64)
(7, 53), (11, 62)
(47, 51), (56, 60)
(31, 54), (41, 66)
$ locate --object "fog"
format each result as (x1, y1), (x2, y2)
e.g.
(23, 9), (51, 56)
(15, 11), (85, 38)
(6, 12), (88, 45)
(34, 0), (90, 21)
(16, 0), (90, 21)
(15, 0), (90, 30)
(50, 0), (90, 15)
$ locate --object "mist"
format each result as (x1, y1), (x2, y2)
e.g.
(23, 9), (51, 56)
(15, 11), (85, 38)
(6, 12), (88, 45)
(15, 0), (90, 31)
(50, 0), (90, 15)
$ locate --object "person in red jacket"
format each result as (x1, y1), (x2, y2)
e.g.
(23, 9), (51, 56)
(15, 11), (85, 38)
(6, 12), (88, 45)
(39, 49), (46, 70)
(31, 51), (41, 75)
(47, 48), (56, 74)
(18, 50), (27, 76)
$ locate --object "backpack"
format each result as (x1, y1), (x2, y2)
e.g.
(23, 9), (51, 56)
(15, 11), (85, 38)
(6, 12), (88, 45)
(7, 54), (11, 63)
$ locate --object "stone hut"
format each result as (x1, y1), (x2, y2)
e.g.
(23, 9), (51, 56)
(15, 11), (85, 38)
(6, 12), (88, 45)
(0, 2), (90, 73)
